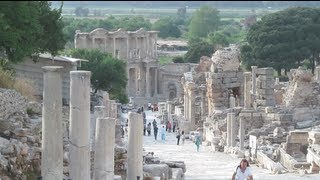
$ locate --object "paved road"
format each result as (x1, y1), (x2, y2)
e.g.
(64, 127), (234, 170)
(139, 110), (320, 180)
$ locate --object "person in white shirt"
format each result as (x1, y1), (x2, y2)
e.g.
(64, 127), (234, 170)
(232, 159), (253, 180)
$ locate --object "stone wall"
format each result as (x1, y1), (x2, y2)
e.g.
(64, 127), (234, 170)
(284, 68), (320, 107)
(13, 55), (76, 103)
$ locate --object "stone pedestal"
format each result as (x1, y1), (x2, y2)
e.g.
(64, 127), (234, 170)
(41, 66), (63, 180)
(69, 71), (91, 180)
(316, 66), (320, 82)
(127, 112), (143, 180)
(94, 118), (116, 180)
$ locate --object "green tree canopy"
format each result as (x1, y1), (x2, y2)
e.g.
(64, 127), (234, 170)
(151, 17), (181, 38)
(187, 5), (220, 40)
(0, 1), (66, 63)
(67, 48), (128, 103)
(184, 39), (213, 63)
(241, 7), (320, 73)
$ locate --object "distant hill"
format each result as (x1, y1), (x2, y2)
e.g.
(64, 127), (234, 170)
(50, 1), (320, 9)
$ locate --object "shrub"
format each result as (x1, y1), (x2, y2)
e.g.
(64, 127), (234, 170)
(172, 56), (185, 63)
(13, 77), (37, 101)
(0, 67), (14, 88)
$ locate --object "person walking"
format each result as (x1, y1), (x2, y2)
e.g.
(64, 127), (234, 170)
(168, 121), (172, 133)
(161, 125), (166, 141)
(147, 122), (151, 136)
(153, 124), (158, 140)
(195, 134), (201, 152)
(231, 159), (253, 180)
(181, 130), (185, 145)
(172, 120), (176, 132)
(176, 128), (181, 145)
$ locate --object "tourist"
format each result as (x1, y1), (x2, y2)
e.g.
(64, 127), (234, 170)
(168, 121), (172, 133)
(176, 128), (181, 145)
(152, 119), (157, 127)
(172, 120), (176, 132)
(181, 130), (185, 145)
(161, 125), (166, 141)
(232, 159), (253, 180)
(143, 124), (146, 136)
(147, 122), (151, 136)
(153, 124), (158, 140)
(195, 134), (201, 152)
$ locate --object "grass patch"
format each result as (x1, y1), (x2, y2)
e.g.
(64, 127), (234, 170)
(0, 67), (37, 101)
(159, 56), (173, 65)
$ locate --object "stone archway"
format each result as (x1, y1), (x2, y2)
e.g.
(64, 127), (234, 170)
(168, 82), (177, 100)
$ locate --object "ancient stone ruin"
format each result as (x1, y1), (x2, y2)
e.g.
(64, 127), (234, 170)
(162, 44), (320, 175)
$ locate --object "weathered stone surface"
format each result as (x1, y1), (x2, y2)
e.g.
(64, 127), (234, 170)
(211, 44), (240, 72)
(0, 88), (28, 120)
(162, 161), (186, 173)
(143, 164), (169, 180)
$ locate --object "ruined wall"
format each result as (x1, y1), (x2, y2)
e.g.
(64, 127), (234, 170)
(284, 68), (320, 107)
(206, 71), (244, 111)
(158, 63), (197, 101)
(13, 56), (75, 102)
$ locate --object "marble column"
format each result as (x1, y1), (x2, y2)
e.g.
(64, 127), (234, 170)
(127, 112), (143, 180)
(69, 71), (91, 180)
(239, 116), (245, 150)
(92, 106), (106, 151)
(227, 113), (231, 147)
(251, 66), (257, 96)
(316, 66), (320, 82)
(275, 77), (280, 85)
(230, 113), (236, 147)
(93, 117), (116, 180)
(146, 67), (150, 97)
(244, 72), (252, 109)
(155, 68), (158, 95)
(41, 66), (63, 180)
(188, 83), (196, 130)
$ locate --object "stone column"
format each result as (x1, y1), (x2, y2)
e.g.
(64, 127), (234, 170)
(93, 117), (116, 180)
(244, 72), (252, 109)
(41, 66), (63, 180)
(127, 112), (143, 180)
(69, 71), (91, 180)
(146, 67), (150, 97)
(92, 106), (106, 151)
(230, 113), (236, 147)
(227, 113), (231, 147)
(239, 116), (245, 150)
(155, 68), (158, 95)
(146, 35), (149, 56)
(188, 83), (196, 130)
(229, 95), (236, 108)
(316, 66), (320, 82)
(135, 68), (139, 96)
(127, 68), (131, 96)
(183, 90), (187, 118)
(251, 66), (257, 96)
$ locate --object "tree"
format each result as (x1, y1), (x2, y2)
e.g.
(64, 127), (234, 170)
(75, 6), (89, 17)
(67, 48), (128, 103)
(117, 16), (152, 31)
(184, 39), (213, 63)
(172, 56), (185, 63)
(208, 31), (229, 51)
(241, 7), (320, 73)
(188, 5), (220, 40)
(152, 17), (181, 38)
(0, 1), (66, 63)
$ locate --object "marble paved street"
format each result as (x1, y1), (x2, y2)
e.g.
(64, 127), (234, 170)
(136, 110), (320, 180)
